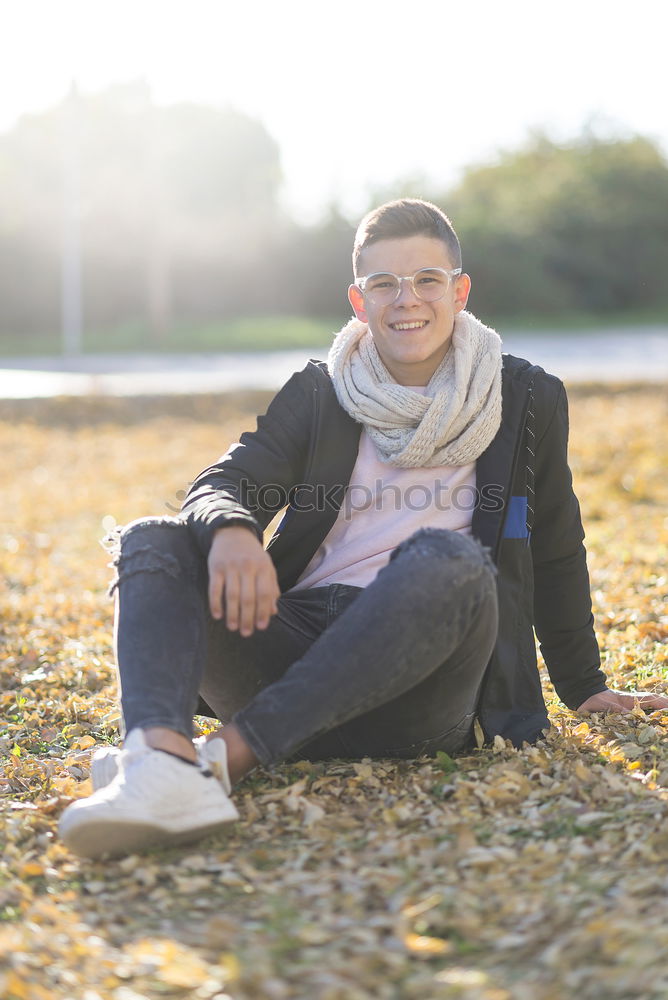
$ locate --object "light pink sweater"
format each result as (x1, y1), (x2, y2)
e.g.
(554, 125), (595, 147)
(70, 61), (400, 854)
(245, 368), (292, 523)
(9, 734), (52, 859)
(292, 394), (476, 591)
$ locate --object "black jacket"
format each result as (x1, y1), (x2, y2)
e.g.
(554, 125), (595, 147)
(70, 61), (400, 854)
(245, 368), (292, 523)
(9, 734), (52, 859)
(182, 354), (608, 746)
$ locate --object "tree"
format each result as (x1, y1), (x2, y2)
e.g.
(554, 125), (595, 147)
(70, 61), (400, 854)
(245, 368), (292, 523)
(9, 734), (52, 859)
(0, 83), (284, 345)
(444, 131), (668, 319)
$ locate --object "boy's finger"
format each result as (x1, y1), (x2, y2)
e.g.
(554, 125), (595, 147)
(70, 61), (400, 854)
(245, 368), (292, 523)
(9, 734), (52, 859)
(255, 575), (278, 629)
(237, 572), (256, 637)
(223, 573), (241, 630)
(208, 568), (225, 620)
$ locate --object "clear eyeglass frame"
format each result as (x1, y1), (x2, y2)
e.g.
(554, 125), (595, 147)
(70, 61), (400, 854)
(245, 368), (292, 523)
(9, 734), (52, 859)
(356, 266), (462, 305)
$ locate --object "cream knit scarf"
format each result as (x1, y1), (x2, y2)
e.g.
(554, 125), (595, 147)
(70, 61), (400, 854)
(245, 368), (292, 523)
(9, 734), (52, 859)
(327, 310), (503, 468)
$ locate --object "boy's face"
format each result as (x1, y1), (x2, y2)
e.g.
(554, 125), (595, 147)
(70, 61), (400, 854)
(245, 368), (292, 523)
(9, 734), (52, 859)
(348, 235), (471, 386)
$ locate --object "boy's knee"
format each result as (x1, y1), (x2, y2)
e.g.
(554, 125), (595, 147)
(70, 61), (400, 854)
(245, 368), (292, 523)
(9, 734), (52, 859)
(119, 515), (190, 547)
(388, 529), (497, 608)
(105, 516), (202, 595)
(392, 527), (494, 573)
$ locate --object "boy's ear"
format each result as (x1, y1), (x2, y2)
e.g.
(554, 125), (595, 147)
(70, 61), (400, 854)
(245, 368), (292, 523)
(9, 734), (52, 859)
(454, 273), (472, 314)
(348, 284), (368, 323)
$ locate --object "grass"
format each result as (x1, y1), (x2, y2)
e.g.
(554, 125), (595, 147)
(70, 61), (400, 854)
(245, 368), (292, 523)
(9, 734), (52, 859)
(0, 307), (666, 357)
(490, 305), (668, 333)
(0, 315), (344, 357)
(0, 384), (667, 999)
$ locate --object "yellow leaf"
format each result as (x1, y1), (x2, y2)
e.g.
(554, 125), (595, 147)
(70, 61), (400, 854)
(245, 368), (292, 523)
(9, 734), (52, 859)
(402, 893), (443, 919)
(19, 861), (45, 878)
(404, 932), (451, 956)
(126, 937), (225, 988)
(302, 799), (326, 826)
(75, 734), (96, 749)
(353, 762), (373, 779)
(219, 952), (241, 982)
(159, 956), (209, 988)
(4, 971), (30, 999)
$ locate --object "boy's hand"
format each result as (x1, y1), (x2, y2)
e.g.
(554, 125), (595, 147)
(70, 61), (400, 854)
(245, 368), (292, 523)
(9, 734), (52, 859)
(576, 689), (668, 714)
(208, 526), (280, 636)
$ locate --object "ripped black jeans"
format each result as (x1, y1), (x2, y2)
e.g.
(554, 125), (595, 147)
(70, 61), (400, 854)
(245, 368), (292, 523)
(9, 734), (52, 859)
(107, 517), (498, 766)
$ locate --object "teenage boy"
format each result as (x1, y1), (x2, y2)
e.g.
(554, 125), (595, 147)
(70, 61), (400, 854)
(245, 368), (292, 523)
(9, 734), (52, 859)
(59, 199), (668, 858)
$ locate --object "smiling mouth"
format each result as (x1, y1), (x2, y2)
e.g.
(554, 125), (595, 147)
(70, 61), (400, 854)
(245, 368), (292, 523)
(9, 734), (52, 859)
(389, 320), (428, 331)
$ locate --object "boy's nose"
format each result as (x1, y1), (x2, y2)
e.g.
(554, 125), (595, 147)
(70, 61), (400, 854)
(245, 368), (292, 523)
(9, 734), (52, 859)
(395, 276), (420, 305)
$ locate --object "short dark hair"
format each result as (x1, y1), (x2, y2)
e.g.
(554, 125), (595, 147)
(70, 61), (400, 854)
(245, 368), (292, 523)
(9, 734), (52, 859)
(353, 198), (462, 277)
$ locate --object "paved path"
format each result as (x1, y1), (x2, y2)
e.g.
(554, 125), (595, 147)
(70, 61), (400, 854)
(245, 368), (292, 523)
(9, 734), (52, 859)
(0, 350), (320, 398)
(0, 329), (666, 398)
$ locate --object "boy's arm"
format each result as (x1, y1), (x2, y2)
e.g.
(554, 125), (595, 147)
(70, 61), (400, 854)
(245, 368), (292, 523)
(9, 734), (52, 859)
(180, 368), (314, 556)
(530, 379), (608, 709)
(531, 380), (668, 714)
(180, 367), (315, 633)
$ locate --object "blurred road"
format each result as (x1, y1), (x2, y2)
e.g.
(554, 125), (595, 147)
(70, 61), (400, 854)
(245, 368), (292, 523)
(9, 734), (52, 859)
(0, 349), (320, 398)
(0, 329), (666, 398)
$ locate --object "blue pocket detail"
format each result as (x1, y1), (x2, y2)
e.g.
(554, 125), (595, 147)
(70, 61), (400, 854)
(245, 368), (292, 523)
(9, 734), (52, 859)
(503, 496), (528, 539)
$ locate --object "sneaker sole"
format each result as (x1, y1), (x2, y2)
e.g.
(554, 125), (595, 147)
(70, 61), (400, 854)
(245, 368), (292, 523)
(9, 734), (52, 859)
(61, 813), (237, 860)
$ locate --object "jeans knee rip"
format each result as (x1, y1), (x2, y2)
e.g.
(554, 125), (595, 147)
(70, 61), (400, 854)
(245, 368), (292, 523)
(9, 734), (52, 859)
(391, 528), (496, 575)
(106, 545), (183, 598)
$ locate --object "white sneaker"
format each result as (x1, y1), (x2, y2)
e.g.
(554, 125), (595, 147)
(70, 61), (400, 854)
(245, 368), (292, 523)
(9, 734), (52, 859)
(59, 729), (239, 859)
(91, 734), (232, 795)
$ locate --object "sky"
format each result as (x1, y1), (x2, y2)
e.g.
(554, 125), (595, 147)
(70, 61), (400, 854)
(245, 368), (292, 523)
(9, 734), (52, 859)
(2, 0), (666, 222)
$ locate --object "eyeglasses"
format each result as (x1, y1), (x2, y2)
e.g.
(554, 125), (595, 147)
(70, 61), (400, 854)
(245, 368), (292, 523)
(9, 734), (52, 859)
(355, 267), (462, 306)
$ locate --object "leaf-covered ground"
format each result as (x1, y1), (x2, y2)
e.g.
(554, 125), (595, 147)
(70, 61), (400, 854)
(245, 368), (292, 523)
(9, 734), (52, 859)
(1, 384), (667, 1000)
